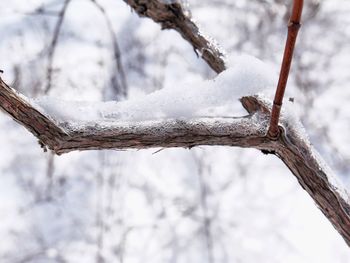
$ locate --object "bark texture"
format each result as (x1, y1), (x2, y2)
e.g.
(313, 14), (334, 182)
(123, 0), (226, 73)
(1, 76), (350, 246)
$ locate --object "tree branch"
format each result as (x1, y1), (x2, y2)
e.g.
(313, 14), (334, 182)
(123, 0), (226, 73)
(0, 77), (269, 154)
(1, 76), (350, 246)
(268, 0), (304, 138)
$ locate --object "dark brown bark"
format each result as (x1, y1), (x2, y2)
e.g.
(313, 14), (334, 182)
(123, 0), (226, 73)
(1, 76), (350, 246)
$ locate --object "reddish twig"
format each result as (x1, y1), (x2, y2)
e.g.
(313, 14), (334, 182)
(268, 0), (304, 138)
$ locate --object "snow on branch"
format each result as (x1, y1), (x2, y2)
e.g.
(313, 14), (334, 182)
(123, 0), (226, 73)
(1, 75), (350, 246)
(0, 75), (270, 154)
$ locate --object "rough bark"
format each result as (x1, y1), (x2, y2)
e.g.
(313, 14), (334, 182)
(1, 76), (350, 246)
(123, 0), (226, 73)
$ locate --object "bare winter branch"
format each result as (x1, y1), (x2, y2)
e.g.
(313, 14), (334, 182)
(123, 0), (226, 73)
(268, 0), (303, 137)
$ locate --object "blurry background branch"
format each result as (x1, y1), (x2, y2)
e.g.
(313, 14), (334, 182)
(91, 0), (128, 100)
(45, 0), (72, 93)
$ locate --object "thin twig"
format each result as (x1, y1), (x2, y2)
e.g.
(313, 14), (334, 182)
(268, 0), (304, 138)
(44, 0), (71, 94)
(90, 0), (128, 99)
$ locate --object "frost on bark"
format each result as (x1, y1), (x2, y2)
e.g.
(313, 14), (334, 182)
(1, 76), (350, 246)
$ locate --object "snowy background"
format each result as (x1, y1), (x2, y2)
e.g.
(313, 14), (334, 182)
(0, 0), (350, 262)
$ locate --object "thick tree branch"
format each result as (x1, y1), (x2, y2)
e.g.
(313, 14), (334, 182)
(1, 76), (350, 246)
(0, 77), (269, 154)
(123, 0), (226, 73)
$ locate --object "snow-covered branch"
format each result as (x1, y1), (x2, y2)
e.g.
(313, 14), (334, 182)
(123, 0), (226, 73)
(1, 75), (350, 246)
(0, 76), (270, 154)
